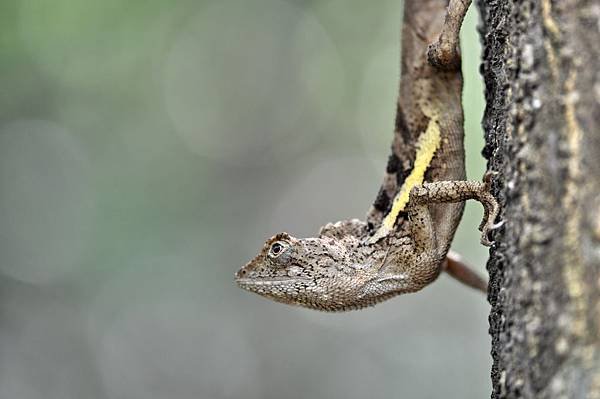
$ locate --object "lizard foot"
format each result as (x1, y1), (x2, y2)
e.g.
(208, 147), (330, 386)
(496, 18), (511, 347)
(483, 170), (498, 185)
(427, 0), (472, 71)
(478, 171), (501, 246)
(480, 220), (504, 246)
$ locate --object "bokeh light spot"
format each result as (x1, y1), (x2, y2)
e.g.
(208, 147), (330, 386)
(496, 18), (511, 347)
(89, 258), (261, 399)
(164, 0), (344, 165)
(0, 120), (94, 284)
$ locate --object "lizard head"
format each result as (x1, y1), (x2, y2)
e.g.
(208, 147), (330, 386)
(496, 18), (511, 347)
(235, 225), (386, 311)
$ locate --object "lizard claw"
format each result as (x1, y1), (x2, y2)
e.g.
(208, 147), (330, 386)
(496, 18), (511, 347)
(490, 220), (505, 230)
(479, 218), (504, 247)
(480, 235), (494, 247)
(483, 170), (498, 187)
(480, 223), (505, 246)
(478, 218), (504, 232)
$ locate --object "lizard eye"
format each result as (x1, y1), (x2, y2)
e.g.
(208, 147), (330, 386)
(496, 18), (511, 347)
(268, 241), (288, 258)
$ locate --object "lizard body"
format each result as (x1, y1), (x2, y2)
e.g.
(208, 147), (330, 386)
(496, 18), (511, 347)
(367, 0), (468, 246)
(235, 0), (499, 311)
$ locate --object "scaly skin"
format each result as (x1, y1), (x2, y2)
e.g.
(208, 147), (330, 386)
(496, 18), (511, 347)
(236, 217), (437, 312)
(236, 180), (498, 312)
(235, 0), (499, 311)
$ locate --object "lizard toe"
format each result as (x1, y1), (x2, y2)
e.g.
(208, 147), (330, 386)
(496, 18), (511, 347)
(483, 170), (499, 187)
(480, 233), (493, 247)
(490, 220), (505, 230)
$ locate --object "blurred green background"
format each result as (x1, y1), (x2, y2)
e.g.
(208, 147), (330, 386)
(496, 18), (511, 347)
(0, 0), (491, 398)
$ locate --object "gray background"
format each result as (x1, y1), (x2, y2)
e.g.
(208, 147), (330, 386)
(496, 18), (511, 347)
(0, 0), (491, 398)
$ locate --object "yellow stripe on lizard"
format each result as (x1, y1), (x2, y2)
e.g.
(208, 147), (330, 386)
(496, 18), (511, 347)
(369, 109), (442, 243)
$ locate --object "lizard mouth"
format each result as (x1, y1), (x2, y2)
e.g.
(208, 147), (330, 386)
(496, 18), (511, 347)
(236, 277), (310, 288)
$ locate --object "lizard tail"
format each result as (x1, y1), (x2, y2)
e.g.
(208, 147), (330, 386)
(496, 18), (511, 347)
(443, 250), (487, 293)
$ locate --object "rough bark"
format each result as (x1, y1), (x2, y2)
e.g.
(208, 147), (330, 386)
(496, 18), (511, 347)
(477, 0), (600, 397)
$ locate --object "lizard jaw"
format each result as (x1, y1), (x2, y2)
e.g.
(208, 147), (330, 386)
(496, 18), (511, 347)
(236, 276), (309, 286)
(235, 277), (313, 294)
(236, 276), (318, 307)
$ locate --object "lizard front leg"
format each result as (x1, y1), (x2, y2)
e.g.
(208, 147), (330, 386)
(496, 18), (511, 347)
(374, 198), (443, 294)
(408, 178), (501, 246)
(374, 192), (493, 295)
(378, 179), (498, 293)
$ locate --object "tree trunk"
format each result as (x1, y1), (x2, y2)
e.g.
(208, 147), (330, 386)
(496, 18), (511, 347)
(477, 0), (600, 397)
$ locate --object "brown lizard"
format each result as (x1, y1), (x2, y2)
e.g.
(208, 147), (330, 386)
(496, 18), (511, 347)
(235, 0), (501, 311)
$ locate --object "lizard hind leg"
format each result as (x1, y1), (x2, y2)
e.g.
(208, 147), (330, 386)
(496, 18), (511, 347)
(427, 0), (473, 71)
